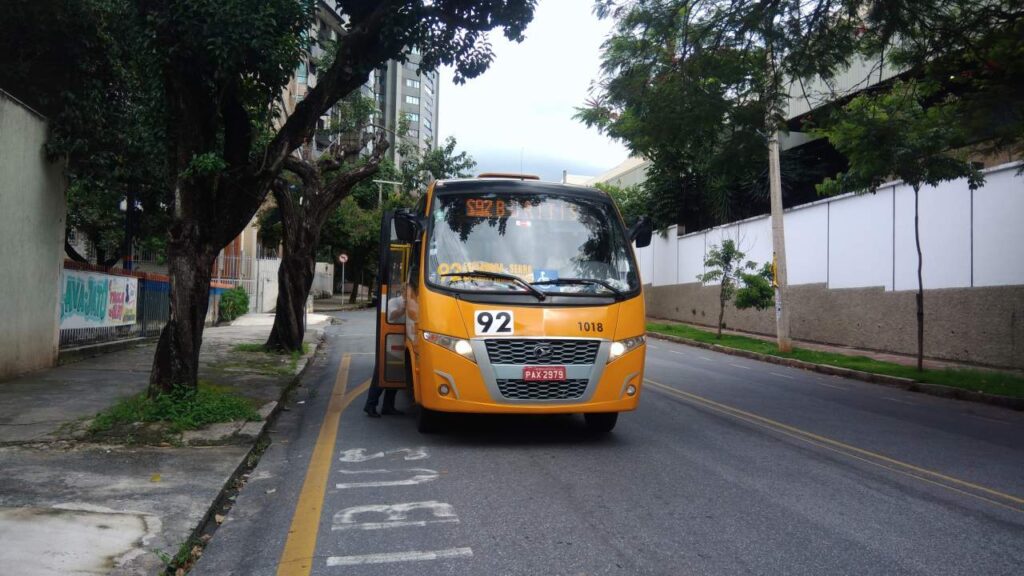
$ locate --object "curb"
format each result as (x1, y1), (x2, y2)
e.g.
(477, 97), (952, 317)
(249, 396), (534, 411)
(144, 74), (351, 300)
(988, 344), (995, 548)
(58, 337), (154, 366)
(168, 329), (329, 574)
(647, 331), (1024, 411)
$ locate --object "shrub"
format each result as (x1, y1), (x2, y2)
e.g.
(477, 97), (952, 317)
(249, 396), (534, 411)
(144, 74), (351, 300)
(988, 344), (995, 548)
(219, 286), (249, 322)
(90, 384), (260, 434)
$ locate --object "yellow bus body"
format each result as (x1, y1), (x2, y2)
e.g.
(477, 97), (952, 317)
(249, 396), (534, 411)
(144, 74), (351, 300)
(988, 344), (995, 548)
(393, 179), (647, 416)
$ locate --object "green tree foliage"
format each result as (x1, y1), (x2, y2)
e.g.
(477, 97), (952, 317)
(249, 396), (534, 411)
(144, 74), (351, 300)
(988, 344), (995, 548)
(852, 0), (1024, 160)
(219, 287), (250, 323)
(319, 160), (417, 299)
(594, 182), (651, 226)
(402, 135), (478, 192)
(578, 1), (863, 232)
(697, 240), (772, 338)
(813, 80), (984, 371)
(0, 0), (168, 265)
(129, 0), (533, 392)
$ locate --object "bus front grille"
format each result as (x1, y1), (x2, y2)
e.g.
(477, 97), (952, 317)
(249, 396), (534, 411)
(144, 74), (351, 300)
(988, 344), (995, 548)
(484, 339), (600, 365)
(496, 378), (589, 400)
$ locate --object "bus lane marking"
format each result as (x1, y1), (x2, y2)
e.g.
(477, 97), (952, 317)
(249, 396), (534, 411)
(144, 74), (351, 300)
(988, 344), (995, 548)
(339, 447), (429, 463)
(332, 501), (459, 531)
(276, 354), (367, 576)
(335, 468), (439, 489)
(326, 548), (474, 566)
(328, 446), (473, 568)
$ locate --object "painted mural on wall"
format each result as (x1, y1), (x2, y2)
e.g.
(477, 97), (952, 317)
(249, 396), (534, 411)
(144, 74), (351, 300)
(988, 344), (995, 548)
(60, 270), (138, 329)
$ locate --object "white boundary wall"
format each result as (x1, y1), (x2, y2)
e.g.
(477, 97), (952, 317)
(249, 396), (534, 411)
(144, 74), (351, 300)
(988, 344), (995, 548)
(635, 161), (1024, 291)
(0, 92), (66, 379)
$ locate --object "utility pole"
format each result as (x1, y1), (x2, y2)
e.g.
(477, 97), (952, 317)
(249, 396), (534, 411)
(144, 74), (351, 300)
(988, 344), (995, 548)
(768, 130), (792, 352)
(372, 179), (402, 206)
(766, 24), (792, 353)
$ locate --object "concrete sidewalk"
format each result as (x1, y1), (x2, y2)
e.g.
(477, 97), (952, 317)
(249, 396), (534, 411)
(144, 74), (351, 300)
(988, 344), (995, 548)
(0, 315), (329, 575)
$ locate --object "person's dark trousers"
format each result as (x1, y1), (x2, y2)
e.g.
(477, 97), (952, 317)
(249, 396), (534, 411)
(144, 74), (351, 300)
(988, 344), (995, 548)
(364, 377), (399, 416)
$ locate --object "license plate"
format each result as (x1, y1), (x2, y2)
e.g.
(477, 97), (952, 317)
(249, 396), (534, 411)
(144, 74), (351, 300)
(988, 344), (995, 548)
(522, 366), (566, 381)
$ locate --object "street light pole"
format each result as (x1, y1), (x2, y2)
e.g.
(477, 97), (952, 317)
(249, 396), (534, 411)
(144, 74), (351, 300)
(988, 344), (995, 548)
(372, 179), (402, 206)
(768, 130), (792, 353)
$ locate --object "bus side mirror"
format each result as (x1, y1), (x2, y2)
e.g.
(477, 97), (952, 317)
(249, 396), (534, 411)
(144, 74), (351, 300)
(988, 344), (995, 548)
(629, 216), (653, 248)
(394, 210), (422, 242)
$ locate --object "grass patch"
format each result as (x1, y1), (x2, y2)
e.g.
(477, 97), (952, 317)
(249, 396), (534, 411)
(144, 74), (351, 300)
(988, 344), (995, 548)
(231, 342), (311, 375)
(234, 342), (310, 355)
(647, 322), (1024, 399)
(90, 383), (260, 435)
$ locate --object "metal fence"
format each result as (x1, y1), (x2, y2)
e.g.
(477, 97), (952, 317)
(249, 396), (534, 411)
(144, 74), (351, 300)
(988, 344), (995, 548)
(59, 277), (172, 350)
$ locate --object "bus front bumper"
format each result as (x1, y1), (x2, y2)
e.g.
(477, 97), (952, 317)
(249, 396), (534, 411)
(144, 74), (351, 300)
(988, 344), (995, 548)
(415, 343), (644, 414)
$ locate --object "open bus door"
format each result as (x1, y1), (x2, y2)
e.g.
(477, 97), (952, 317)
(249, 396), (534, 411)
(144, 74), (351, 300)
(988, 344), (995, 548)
(374, 211), (411, 389)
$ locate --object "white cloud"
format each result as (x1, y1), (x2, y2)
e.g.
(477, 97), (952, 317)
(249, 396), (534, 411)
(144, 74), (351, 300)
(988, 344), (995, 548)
(437, 0), (630, 181)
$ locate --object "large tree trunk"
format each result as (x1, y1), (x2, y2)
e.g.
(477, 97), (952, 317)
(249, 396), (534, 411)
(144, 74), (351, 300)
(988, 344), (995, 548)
(914, 187), (924, 372)
(149, 221), (215, 396)
(266, 232), (316, 352)
(348, 282), (359, 303)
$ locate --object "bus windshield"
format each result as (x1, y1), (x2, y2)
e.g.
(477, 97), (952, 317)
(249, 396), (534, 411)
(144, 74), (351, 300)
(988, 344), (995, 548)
(426, 191), (639, 296)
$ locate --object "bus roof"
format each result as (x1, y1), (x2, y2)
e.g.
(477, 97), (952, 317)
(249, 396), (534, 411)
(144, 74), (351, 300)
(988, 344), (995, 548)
(434, 177), (610, 201)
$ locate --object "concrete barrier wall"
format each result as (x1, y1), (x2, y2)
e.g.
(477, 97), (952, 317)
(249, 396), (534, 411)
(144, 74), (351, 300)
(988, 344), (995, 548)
(0, 91), (66, 380)
(646, 282), (1024, 370)
(636, 161), (1024, 369)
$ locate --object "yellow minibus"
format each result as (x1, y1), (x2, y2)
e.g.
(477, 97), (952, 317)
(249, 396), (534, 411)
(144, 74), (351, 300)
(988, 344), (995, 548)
(374, 174), (652, 433)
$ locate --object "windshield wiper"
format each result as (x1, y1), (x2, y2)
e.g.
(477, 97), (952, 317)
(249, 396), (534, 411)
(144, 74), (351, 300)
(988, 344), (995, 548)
(531, 277), (624, 298)
(441, 270), (546, 301)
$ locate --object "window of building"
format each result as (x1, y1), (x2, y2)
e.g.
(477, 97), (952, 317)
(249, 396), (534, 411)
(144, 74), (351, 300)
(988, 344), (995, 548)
(423, 118), (432, 130)
(405, 95), (420, 105)
(424, 83), (434, 96)
(406, 79), (420, 89)
(406, 112), (419, 123)
(296, 61), (308, 84)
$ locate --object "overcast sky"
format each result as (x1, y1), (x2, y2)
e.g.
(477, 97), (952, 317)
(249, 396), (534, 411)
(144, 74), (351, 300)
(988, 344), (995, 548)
(437, 0), (630, 182)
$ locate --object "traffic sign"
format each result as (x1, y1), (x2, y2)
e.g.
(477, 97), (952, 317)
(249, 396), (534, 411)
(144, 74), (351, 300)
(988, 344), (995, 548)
(337, 254), (349, 264)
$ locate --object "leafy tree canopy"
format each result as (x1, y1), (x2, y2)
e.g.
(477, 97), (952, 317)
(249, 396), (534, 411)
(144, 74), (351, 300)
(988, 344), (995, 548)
(1, 0), (168, 264)
(813, 80), (984, 196)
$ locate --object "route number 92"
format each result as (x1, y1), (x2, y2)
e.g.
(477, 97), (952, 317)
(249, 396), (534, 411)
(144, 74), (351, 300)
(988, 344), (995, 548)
(475, 310), (514, 335)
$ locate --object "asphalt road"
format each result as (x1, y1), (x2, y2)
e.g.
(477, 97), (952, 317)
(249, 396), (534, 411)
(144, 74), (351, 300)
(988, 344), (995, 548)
(193, 309), (1024, 576)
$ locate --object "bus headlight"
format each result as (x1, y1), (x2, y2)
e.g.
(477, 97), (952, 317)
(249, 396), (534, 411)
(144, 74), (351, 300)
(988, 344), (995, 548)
(422, 331), (476, 363)
(608, 335), (645, 363)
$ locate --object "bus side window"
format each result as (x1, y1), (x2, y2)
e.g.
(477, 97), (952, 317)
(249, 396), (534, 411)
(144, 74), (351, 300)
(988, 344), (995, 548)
(408, 239), (421, 289)
(408, 195), (428, 289)
(386, 249), (407, 324)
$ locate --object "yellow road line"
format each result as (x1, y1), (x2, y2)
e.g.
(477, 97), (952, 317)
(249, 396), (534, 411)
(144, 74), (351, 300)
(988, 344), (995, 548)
(277, 354), (368, 576)
(646, 379), (1024, 512)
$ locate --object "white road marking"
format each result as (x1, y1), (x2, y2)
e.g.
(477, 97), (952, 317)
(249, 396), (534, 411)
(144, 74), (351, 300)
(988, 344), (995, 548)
(770, 372), (796, 380)
(699, 356), (713, 361)
(332, 501), (458, 531)
(339, 447), (429, 463)
(326, 547), (474, 566)
(728, 363), (752, 370)
(815, 381), (848, 391)
(336, 468), (439, 489)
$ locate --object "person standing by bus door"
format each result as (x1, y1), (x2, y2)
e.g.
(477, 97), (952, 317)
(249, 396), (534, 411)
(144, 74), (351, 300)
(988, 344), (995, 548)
(365, 290), (406, 417)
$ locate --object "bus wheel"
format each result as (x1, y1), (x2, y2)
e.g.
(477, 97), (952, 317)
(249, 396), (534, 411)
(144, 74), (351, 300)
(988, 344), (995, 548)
(584, 412), (618, 434)
(418, 407), (443, 434)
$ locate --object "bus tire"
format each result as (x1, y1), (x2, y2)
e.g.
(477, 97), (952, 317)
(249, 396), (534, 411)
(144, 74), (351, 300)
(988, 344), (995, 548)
(418, 407), (443, 434)
(584, 412), (618, 434)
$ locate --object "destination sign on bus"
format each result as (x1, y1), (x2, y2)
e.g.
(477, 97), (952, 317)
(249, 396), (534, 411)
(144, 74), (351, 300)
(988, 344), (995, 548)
(463, 198), (582, 221)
